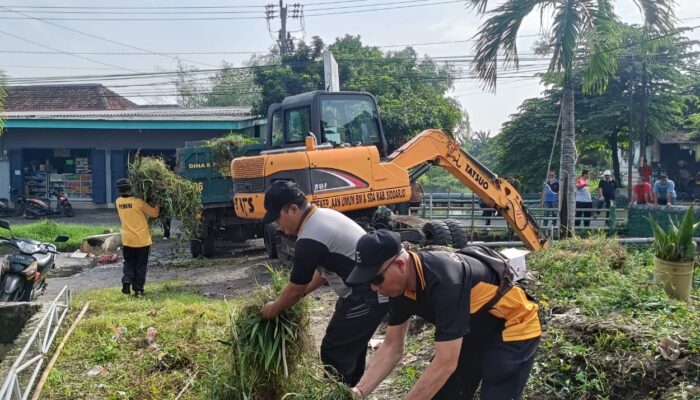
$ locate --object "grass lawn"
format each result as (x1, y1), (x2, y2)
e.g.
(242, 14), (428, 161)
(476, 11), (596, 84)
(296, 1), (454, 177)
(3, 220), (119, 252)
(42, 282), (234, 400)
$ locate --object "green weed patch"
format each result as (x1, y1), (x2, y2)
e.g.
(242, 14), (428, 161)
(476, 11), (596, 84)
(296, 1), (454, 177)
(525, 237), (700, 399)
(6, 220), (118, 252)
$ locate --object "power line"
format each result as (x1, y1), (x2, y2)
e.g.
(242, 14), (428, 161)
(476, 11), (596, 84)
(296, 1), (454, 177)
(0, 29), (139, 73)
(0, 6), (219, 69)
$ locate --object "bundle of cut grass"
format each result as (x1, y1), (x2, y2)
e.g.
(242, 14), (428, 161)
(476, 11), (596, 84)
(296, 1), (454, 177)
(222, 266), (352, 400)
(127, 155), (202, 240)
(205, 132), (257, 176)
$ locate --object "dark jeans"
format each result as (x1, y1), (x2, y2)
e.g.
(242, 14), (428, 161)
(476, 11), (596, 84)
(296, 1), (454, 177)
(542, 200), (557, 226)
(596, 197), (614, 222)
(480, 202), (494, 226)
(321, 297), (390, 386)
(122, 245), (150, 292)
(434, 336), (540, 399)
(575, 201), (592, 227)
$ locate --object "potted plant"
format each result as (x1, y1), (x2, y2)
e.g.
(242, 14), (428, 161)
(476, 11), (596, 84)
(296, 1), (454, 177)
(648, 206), (699, 301)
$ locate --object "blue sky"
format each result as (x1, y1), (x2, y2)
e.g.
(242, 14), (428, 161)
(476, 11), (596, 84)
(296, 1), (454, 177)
(1, 0), (698, 134)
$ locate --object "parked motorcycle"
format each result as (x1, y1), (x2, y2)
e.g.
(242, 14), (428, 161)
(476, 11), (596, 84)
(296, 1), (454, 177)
(0, 220), (68, 302)
(0, 188), (27, 217)
(24, 190), (75, 219)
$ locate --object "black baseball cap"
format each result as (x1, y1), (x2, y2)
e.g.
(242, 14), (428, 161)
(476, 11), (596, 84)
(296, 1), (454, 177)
(347, 229), (402, 285)
(262, 181), (306, 224)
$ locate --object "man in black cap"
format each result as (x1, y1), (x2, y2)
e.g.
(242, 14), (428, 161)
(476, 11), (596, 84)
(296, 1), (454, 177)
(258, 181), (389, 386)
(115, 178), (160, 297)
(347, 229), (541, 400)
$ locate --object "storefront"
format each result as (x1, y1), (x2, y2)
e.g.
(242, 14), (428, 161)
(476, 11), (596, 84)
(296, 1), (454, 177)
(2, 108), (265, 208)
(22, 149), (94, 201)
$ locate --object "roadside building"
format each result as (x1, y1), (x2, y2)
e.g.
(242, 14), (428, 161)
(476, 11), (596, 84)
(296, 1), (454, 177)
(1, 84), (264, 208)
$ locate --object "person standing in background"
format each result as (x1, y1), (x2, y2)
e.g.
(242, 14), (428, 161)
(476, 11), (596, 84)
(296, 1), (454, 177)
(575, 170), (593, 227)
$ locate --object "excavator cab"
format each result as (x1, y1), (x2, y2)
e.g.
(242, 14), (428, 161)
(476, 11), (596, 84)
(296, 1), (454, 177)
(265, 91), (388, 156)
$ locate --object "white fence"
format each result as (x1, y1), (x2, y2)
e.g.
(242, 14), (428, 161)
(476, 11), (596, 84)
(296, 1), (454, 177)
(0, 286), (71, 400)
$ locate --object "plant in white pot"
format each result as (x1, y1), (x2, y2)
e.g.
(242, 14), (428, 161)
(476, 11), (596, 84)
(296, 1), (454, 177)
(648, 206), (699, 301)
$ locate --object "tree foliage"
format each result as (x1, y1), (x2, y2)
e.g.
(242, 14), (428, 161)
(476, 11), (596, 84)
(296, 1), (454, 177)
(491, 24), (697, 192)
(175, 60), (262, 108)
(468, 0), (675, 235)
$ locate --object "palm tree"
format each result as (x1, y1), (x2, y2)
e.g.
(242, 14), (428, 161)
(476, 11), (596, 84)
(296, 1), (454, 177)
(467, 0), (675, 236)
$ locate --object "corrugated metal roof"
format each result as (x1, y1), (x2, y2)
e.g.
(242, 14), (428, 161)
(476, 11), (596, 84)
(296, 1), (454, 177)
(5, 107), (257, 122)
(657, 130), (697, 144)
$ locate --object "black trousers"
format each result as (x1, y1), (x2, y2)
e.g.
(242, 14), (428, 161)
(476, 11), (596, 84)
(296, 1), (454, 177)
(434, 336), (540, 400)
(575, 201), (592, 227)
(122, 245), (150, 292)
(321, 297), (390, 386)
(162, 217), (172, 238)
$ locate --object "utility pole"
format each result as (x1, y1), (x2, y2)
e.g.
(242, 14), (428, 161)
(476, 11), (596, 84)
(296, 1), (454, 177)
(266, 1), (300, 55)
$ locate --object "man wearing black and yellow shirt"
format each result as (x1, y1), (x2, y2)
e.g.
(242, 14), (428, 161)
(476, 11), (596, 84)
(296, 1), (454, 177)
(115, 178), (160, 297)
(347, 230), (540, 400)
(258, 181), (389, 386)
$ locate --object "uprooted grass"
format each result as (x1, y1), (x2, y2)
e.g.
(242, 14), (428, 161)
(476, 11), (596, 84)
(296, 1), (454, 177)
(128, 156), (202, 241)
(213, 266), (352, 400)
(524, 237), (700, 399)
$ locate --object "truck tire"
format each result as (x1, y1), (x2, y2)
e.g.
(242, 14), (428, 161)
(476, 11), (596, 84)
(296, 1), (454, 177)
(264, 224), (279, 259)
(202, 234), (216, 258)
(189, 239), (203, 258)
(422, 220), (452, 246)
(444, 219), (469, 249)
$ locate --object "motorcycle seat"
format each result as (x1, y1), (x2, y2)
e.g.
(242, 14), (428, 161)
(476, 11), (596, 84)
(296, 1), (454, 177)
(32, 252), (53, 269)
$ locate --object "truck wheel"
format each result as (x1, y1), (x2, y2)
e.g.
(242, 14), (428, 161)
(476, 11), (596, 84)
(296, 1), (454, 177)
(189, 239), (203, 258)
(264, 224), (279, 259)
(445, 219), (469, 249)
(422, 220), (452, 246)
(202, 234), (216, 258)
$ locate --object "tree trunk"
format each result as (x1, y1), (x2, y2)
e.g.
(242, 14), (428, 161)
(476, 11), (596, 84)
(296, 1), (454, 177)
(639, 62), (649, 166)
(559, 75), (577, 237)
(627, 79), (635, 199)
(610, 130), (621, 183)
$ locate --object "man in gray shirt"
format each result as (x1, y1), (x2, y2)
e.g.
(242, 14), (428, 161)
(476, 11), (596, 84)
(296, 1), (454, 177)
(259, 181), (389, 386)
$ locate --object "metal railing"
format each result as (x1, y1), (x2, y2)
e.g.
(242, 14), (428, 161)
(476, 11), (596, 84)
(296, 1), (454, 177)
(0, 286), (71, 400)
(412, 193), (626, 236)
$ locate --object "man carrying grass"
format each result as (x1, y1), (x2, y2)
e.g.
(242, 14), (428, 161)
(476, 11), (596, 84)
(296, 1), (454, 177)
(259, 181), (389, 386)
(115, 178), (160, 298)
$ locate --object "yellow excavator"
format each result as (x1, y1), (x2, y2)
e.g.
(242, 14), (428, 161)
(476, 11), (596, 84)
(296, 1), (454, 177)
(230, 90), (548, 259)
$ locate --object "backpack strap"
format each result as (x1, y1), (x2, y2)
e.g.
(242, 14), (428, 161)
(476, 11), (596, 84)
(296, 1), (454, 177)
(457, 245), (515, 315)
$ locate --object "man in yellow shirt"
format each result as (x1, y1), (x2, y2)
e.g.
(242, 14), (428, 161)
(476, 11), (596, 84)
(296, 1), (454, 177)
(115, 178), (160, 297)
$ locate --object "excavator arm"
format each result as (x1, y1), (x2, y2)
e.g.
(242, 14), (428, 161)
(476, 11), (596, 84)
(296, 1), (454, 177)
(388, 129), (549, 250)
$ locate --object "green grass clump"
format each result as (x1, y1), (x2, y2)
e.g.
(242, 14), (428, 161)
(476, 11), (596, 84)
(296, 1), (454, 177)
(3, 220), (118, 251)
(205, 132), (257, 176)
(128, 156), (202, 240)
(216, 266), (352, 400)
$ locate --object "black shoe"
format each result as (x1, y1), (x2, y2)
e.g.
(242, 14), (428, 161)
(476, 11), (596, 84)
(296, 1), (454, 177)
(122, 283), (131, 295)
(134, 290), (145, 298)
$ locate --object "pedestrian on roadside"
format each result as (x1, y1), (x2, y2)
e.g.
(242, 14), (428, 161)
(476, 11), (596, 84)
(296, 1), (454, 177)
(640, 157), (652, 183)
(631, 176), (654, 205)
(653, 175), (677, 206)
(347, 230), (541, 400)
(479, 198), (494, 226)
(259, 181), (389, 386)
(541, 169), (559, 227)
(575, 170), (593, 227)
(115, 178), (160, 297)
(597, 170), (617, 222)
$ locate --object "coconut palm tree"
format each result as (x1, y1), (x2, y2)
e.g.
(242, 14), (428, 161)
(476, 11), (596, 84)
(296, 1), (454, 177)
(467, 0), (675, 236)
